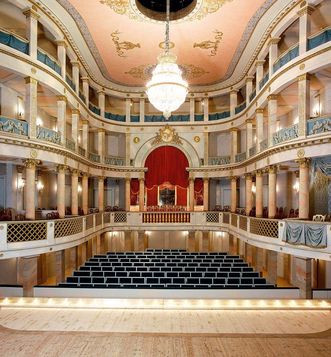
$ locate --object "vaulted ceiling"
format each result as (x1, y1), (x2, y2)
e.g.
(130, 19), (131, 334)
(59, 0), (268, 87)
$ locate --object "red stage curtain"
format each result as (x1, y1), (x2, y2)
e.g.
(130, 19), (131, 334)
(145, 146), (189, 205)
(176, 185), (187, 206)
(130, 178), (139, 205)
(194, 178), (203, 206)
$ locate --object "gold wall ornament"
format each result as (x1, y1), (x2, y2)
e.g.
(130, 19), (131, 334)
(125, 63), (208, 80)
(133, 136), (140, 144)
(152, 124), (182, 145)
(30, 149), (38, 159)
(193, 30), (223, 56)
(297, 148), (305, 158)
(194, 136), (200, 143)
(111, 30), (140, 57)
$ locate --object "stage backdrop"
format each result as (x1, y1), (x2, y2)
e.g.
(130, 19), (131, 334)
(144, 146), (189, 206)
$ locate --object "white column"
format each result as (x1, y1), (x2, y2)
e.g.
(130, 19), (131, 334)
(298, 5), (314, 55)
(298, 158), (310, 220)
(203, 97), (209, 121)
(16, 166), (24, 212)
(246, 119), (253, 152)
(230, 128), (238, 163)
(125, 178), (131, 211)
(139, 178), (145, 211)
(139, 98), (145, 122)
(245, 174), (253, 216)
(25, 77), (38, 139)
(82, 77), (89, 106)
(268, 165), (277, 219)
(268, 95), (278, 147)
(230, 90), (238, 116)
(230, 176), (237, 213)
(98, 90), (105, 118)
(125, 132), (130, 166)
(56, 40), (67, 79)
(71, 109), (79, 152)
(298, 73), (311, 137)
(57, 165), (66, 219)
(125, 98), (131, 123)
(57, 96), (66, 145)
(98, 177), (105, 212)
(256, 60), (265, 93)
(71, 169), (79, 216)
(82, 120), (89, 157)
(190, 98), (195, 122)
(204, 132), (209, 166)
(255, 170), (263, 218)
(71, 61), (80, 95)
(82, 173), (89, 215)
(269, 38), (280, 75)
(189, 177), (194, 211)
(256, 108), (264, 152)
(23, 8), (39, 59)
(24, 159), (39, 220)
(98, 129), (105, 163)
(203, 178), (209, 211)
(246, 76), (254, 103)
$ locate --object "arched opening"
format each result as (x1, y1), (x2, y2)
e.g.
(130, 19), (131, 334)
(143, 146), (189, 207)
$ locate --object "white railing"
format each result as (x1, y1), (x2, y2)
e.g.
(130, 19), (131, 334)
(0, 212), (330, 260)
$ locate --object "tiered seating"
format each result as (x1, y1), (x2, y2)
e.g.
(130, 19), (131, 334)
(59, 250), (275, 289)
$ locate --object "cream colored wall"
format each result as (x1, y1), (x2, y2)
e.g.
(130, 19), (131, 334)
(0, 258), (18, 285)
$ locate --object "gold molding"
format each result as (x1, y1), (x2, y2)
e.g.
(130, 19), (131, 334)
(193, 30), (223, 57)
(111, 30), (140, 58)
(152, 124), (182, 145)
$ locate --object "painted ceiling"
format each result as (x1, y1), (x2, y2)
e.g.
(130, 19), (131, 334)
(59, 0), (270, 86)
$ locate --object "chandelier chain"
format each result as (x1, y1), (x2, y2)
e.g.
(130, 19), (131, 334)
(165, 0), (170, 54)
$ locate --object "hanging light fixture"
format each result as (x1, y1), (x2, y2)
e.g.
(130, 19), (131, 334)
(146, 0), (188, 120)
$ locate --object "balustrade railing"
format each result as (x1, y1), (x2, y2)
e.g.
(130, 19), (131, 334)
(235, 101), (246, 115)
(0, 28), (29, 55)
(307, 116), (331, 136)
(65, 138), (76, 151)
(65, 75), (76, 91)
(104, 156), (125, 166)
(259, 73), (269, 90)
(37, 126), (61, 145)
(88, 152), (100, 163)
(142, 212), (190, 224)
(249, 89), (256, 102)
(208, 111), (230, 121)
(273, 45), (299, 73)
(249, 146), (256, 157)
(235, 152), (246, 163)
(37, 49), (61, 75)
(89, 103), (101, 116)
(260, 139), (268, 151)
(208, 156), (231, 165)
(0, 116), (28, 136)
(308, 27), (331, 51)
(78, 146), (86, 157)
(272, 124), (299, 145)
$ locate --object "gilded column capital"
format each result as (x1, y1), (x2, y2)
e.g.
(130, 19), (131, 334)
(98, 128), (106, 133)
(246, 118), (253, 124)
(70, 169), (80, 176)
(56, 164), (67, 173)
(297, 4), (314, 16)
(24, 76), (37, 85)
(24, 159), (40, 169)
(230, 176), (238, 182)
(267, 94), (278, 101)
(230, 127), (239, 132)
(268, 37), (281, 46)
(256, 59), (265, 66)
(82, 119), (89, 125)
(245, 76), (254, 83)
(81, 171), (90, 177)
(98, 176), (106, 181)
(297, 73), (311, 81)
(267, 165), (278, 174)
(81, 76), (89, 83)
(255, 108), (264, 114)
(245, 173), (253, 179)
(56, 95), (67, 102)
(97, 89), (105, 95)
(55, 40), (68, 48)
(203, 176), (209, 182)
(23, 8), (40, 20)
(230, 89), (238, 95)
(255, 170), (263, 177)
(296, 158), (311, 168)
(71, 109), (80, 115)
(71, 60), (80, 67)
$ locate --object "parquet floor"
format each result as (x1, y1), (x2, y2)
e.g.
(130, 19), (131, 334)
(0, 306), (330, 356)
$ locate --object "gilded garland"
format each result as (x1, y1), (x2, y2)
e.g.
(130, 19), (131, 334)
(152, 125), (182, 145)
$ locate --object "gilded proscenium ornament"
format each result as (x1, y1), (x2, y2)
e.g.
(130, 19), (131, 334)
(100, 0), (233, 22)
(152, 124), (182, 145)
(193, 30), (223, 56)
(111, 30), (140, 57)
(125, 63), (208, 80)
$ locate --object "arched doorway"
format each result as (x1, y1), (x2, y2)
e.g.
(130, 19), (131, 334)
(144, 146), (189, 207)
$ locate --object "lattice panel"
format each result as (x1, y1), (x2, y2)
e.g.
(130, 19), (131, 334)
(86, 215), (94, 230)
(206, 212), (220, 223)
(114, 212), (127, 223)
(95, 213), (102, 226)
(231, 214), (238, 227)
(54, 218), (83, 238)
(250, 218), (279, 238)
(223, 213), (230, 224)
(7, 222), (47, 243)
(103, 212), (111, 224)
(239, 216), (247, 231)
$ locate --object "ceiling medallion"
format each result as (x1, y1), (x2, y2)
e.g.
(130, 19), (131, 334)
(193, 30), (223, 56)
(125, 63), (208, 80)
(111, 30), (140, 57)
(152, 124), (182, 145)
(194, 136), (200, 143)
(159, 41), (175, 49)
(100, 0), (233, 23)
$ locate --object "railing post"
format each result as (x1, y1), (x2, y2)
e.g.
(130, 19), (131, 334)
(47, 221), (55, 245)
(0, 223), (8, 252)
(83, 216), (87, 233)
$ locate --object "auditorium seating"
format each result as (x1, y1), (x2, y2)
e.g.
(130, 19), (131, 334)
(59, 250), (275, 289)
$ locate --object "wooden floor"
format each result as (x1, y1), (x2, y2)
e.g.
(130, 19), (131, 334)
(0, 303), (330, 356)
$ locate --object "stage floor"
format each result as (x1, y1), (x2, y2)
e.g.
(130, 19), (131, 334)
(0, 298), (330, 356)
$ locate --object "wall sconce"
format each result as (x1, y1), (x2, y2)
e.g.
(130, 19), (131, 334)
(17, 177), (25, 190)
(78, 184), (82, 193)
(251, 184), (256, 194)
(253, 135), (257, 143)
(293, 180), (299, 193)
(36, 181), (44, 191)
(183, 231), (189, 236)
(36, 117), (43, 126)
(78, 135), (81, 144)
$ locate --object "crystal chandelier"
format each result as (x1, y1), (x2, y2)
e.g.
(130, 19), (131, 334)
(146, 0), (188, 120)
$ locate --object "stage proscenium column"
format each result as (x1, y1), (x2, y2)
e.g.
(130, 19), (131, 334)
(24, 159), (39, 220)
(139, 177), (145, 211)
(203, 177), (209, 211)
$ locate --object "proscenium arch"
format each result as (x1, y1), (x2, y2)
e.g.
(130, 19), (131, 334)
(134, 136), (200, 168)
